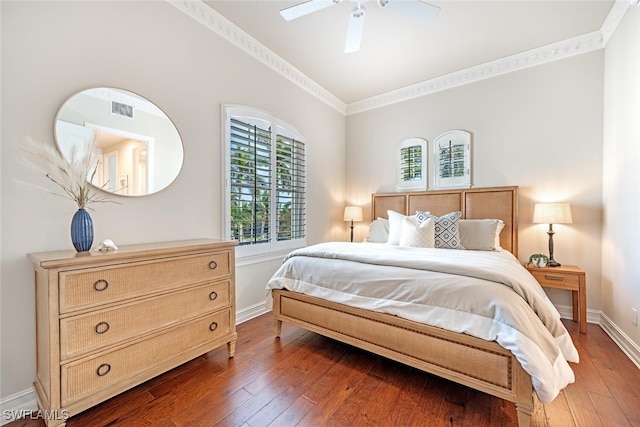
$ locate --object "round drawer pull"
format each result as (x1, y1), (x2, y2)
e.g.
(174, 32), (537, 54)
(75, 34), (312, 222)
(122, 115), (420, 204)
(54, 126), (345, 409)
(95, 321), (110, 335)
(209, 291), (218, 301)
(93, 279), (109, 292)
(209, 261), (218, 270)
(209, 321), (218, 332)
(96, 363), (111, 377)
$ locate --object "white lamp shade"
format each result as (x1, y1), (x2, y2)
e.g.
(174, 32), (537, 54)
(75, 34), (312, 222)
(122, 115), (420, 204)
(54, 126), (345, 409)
(533, 202), (573, 225)
(343, 206), (363, 222)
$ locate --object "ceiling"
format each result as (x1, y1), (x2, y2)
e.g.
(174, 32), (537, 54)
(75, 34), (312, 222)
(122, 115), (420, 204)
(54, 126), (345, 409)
(205, 0), (613, 105)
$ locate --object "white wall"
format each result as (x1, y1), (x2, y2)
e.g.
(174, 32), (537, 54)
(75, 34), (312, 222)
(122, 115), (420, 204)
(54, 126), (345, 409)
(0, 1), (345, 400)
(602, 7), (640, 346)
(346, 51), (604, 315)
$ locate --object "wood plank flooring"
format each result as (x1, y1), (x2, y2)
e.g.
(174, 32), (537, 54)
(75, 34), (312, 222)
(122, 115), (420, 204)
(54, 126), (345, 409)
(8, 314), (640, 426)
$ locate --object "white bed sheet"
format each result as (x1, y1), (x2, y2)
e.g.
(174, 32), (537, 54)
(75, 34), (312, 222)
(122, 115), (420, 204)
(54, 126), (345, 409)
(266, 241), (579, 403)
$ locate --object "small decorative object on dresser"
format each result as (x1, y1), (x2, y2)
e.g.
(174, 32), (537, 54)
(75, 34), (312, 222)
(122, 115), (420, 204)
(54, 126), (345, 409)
(525, 263), (587, 334)
(27, 239), (237, 427)
(70, 208), (94, 252)
(95, 238), (118, 252)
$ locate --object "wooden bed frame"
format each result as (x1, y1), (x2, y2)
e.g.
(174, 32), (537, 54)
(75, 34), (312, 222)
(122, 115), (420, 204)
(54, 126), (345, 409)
(272, 186), (534, 426)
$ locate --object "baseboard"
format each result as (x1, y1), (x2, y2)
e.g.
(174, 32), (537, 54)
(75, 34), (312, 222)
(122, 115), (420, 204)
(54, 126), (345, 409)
(555, 303), (601, 325)
(599, 312), (640, 369)
(236, 301), (270, 324)
(0, 388), (37, 425)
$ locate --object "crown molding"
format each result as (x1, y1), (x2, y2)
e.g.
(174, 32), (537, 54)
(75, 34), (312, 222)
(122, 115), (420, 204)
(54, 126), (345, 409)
(601, 0), (631, 45)
(346, 30), (604, 115)
(168, 0), (628, 117)
(167, 0), (347, 115)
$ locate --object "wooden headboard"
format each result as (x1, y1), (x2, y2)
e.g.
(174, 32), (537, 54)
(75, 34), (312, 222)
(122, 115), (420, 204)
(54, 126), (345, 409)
(372, 186), (518, 256)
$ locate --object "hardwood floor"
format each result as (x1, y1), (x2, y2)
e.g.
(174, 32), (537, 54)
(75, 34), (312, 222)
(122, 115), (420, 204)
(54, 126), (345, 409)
(8, 314), (640, 427)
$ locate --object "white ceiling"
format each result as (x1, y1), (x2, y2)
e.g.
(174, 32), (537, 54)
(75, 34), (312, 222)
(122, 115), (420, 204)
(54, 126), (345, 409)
(205, 0), (614, 105)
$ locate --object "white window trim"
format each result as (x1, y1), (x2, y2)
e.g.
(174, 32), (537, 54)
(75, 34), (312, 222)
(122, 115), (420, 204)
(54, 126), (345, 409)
(221, 105), (307, 261)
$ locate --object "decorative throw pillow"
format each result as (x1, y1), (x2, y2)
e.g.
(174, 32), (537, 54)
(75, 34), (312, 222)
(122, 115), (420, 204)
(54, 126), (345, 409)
(387, 210), (418, 245)
(365, 218), (390, 243)
(459, 219), (505, 251)
(416, 211), (463, 249)
(399, 217), (435, 248)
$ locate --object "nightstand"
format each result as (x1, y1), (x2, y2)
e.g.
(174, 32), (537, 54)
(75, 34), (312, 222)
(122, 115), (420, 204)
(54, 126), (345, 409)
(526, 264), (587, 334)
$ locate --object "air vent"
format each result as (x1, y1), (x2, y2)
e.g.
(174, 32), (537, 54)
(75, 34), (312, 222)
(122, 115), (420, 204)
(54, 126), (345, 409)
(111, 101), (134, 118)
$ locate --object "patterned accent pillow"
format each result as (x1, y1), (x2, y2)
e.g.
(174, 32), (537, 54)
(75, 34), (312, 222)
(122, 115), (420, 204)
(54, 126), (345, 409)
(416, 211), (464, 249)
(399, 217), (435, 248)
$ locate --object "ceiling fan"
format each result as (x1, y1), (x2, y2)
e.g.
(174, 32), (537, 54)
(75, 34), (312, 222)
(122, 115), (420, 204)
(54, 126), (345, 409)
(280, 0), (440, 53)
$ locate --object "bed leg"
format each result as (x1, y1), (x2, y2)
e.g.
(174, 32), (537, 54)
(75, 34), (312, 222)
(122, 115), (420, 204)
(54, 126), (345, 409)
(274, 319), (282, 337)
(516, 403), (532, 427)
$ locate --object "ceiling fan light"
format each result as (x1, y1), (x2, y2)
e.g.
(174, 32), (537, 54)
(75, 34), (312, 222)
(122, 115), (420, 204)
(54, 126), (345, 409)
(377, 0), (390, 8)
(351, 4), (365, 18)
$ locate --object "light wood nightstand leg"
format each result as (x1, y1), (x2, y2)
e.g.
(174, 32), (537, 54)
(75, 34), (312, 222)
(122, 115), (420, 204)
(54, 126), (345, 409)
(572, 291), (579, 322)
(579, 276), (587, 334)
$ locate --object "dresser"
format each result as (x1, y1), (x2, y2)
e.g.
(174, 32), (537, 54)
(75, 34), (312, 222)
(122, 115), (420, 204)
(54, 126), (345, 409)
(27, 239), (237, 426)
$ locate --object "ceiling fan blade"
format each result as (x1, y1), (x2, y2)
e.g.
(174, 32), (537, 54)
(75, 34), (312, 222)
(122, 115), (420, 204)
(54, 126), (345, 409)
(280, 0), (340, 21)
(344, 5), (366, 53)
(379, 0), (440, 26)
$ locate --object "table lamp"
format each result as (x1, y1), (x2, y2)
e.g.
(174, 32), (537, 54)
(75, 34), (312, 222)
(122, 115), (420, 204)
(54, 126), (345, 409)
(533, 202), (572, 267)
(343, 206), (363, 242)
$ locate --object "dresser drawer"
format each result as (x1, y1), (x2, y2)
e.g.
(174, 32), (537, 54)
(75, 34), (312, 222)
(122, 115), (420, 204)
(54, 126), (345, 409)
(529, 270), (580, 290)
(60, 280), (230, 360)
(59, 251), (231, 313)
(60, 309), (232, 406)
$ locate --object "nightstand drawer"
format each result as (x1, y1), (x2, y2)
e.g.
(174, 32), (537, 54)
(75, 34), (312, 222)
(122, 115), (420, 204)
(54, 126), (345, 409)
(529, 270), (579, 290)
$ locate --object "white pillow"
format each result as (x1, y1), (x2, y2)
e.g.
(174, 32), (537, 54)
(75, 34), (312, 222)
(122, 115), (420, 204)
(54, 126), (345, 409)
(459, 219), (505, 251)
(387, 210), (418, 245)
(495, 220), (505, 249)
(365, 218), (389, 243)
(415, 211), (463, 249)
(399, 217), (435, 248)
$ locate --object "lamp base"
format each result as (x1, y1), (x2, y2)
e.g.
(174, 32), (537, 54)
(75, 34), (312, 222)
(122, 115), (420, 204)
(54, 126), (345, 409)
(548, 260), (561, 267)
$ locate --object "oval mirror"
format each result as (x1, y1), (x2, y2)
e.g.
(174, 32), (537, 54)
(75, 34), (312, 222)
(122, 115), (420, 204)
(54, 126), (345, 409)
(54, 87), (184, 196)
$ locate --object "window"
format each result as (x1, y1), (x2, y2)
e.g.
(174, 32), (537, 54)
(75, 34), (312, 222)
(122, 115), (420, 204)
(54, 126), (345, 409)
(396, 138), (427, 191)
(433, 130), (471, 189)
(223, 105), (306, 258)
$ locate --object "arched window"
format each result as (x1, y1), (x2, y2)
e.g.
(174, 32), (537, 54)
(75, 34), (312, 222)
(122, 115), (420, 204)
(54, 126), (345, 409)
(222, 105), (306, 259)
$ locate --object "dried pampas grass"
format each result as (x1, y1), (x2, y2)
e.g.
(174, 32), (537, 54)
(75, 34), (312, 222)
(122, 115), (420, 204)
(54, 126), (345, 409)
(18, 137), (114, 209)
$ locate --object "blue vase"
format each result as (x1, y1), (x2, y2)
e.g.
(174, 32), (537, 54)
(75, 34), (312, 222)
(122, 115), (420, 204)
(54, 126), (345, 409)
(71, 208), (94, 252)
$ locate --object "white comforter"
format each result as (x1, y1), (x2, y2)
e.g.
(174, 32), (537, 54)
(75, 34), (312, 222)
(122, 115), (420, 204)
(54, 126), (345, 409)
(265, 242), (579, 403)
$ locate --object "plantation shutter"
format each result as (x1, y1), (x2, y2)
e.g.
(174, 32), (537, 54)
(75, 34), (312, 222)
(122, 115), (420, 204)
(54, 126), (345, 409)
(275, 133), (306, 241)
(229, 118), (271, 245)
(400, 145), (422, 181)
(438, 140), (465, 179)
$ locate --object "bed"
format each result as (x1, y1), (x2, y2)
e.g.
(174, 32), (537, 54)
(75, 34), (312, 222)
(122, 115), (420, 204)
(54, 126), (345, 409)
(266, 186), (578, 426)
